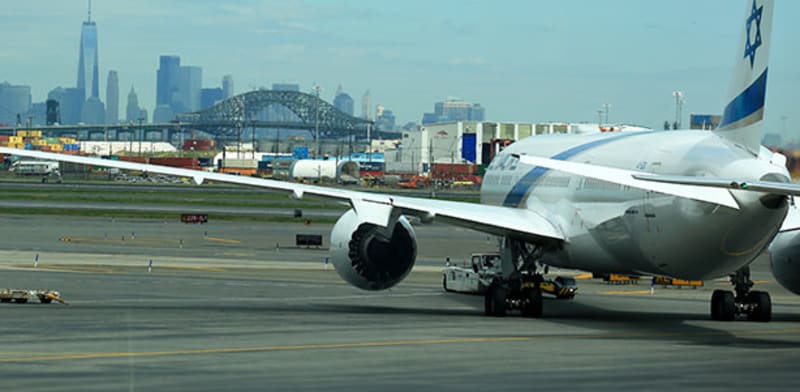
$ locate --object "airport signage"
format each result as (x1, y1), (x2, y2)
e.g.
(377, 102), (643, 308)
(180, 213), (208, 224)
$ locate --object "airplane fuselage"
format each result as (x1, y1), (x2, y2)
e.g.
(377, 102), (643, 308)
(481, 130), (789, 279)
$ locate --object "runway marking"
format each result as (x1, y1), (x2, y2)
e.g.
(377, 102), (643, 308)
(4, 328), (800, 363)
(206, 237), (241, 244)
(600, 290), (653, 295)
(35, 265), (116, 274)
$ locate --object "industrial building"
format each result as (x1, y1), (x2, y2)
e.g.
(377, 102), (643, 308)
(384, 121), (635, 174)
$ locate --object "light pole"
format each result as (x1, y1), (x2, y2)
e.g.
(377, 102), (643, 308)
(137, 116), (144, 157)
(672, 91), (684, 129)
(177, 121), (183, 157)
(251, 119), (256, 160)
(597, 109), (604, 126)
(313, 85), (321, 159)
(603, 103), (611, 124)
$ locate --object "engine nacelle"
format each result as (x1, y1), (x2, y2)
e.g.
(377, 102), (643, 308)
(768, 230), (800, 295)
(329, 209), (417, 290)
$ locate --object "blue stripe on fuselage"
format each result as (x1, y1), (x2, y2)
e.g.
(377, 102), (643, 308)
(718, 68), (768, 128)
(502, 132), (650, 207)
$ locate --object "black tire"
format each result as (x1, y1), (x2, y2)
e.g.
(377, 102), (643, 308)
(14, 298), (28, 304)
(484, 285), (494, 316)
(442, 275), (449, 292)
(747, 291), (771, 322)
(492, 285), (507, 317)
(711, 290), (735, 321)
(40, 298), (52, 304)
(0, 298), (10, 303)
(521, 289), (543, 318)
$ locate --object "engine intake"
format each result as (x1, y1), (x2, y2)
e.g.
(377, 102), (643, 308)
(768, 230), (800, 295)
(329, 209), (417, 290)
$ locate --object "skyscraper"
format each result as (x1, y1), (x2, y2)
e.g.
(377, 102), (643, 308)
(177, 66), (202, 113)
(201, 88), (223, 109)
(361, 90), (372, 121)
(333, 85), (354, 116)
(77, 2), (100, 100)
(422, 97), (485, 124)
(106, 70), (119, 124)
(48, 86), (84, 125)
(126, 86), (140, 123)
(222, 75), (234, 99)
(156, 55), (180, 108)
(0, 81), (32, 125)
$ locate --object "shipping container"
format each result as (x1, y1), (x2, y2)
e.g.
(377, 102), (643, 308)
(221, 159), (258, 169)
(182, 139), (215, 151)
(0, 135), (9, 142)
(431, 163), (478, 179)
(218, 167), (257, 176)
(118, 156), (149, 164)
(150, 157), (199, 169)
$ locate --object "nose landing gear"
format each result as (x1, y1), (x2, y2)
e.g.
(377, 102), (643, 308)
(710, 266), (771, 322)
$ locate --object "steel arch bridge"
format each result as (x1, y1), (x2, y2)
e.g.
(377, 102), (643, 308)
(177, 90), (374, 139)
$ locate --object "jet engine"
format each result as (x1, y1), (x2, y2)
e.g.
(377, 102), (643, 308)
(768, 230), (800, 295)
(329, 209), (417, 290)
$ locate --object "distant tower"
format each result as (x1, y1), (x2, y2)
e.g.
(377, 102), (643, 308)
(222, 75), (234, 99)
(333, 85), (354, 116)
(361, 90), (372, 121)
(177, 65), (202, 112)
(77, 0), (100, 99)
(126, 86), (140, 122)
(156, 55), (180, 112)
(105, 70), (119, 123)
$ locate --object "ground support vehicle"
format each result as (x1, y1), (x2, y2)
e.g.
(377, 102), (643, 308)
(443, 253), (578, 304)
(0, 289), (66, 304)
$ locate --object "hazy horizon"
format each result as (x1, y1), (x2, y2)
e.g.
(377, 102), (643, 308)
(2, 0), (798, 139)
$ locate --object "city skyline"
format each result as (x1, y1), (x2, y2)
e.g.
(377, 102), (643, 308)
(1, 1), (798, 137)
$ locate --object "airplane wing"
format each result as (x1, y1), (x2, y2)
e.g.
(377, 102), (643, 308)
(0, 147), (564, 244)
(631, 173), (800, 197)
(514, 154), (740, 209)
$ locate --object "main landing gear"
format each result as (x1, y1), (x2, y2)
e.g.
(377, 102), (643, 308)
(710, 266), (771, 322)
(484, 239), (546, 318)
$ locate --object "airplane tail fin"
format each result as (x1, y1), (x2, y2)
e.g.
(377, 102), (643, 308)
(714, 0), (774, 154)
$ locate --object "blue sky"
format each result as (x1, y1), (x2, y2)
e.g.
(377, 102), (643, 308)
(2, 0), (798, 139)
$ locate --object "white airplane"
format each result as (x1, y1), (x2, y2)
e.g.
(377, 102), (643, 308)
(1, 0), (796, 321)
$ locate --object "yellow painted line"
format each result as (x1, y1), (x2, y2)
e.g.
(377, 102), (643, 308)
(574, 273), (593, 280)
(0, 337), (528, 363)
(35, 265), (115, 274)
(164, 265), (226, 272)
(206, 237), (242, 244)
(4, 329), (800, 363)
(600, 290), (653, 295)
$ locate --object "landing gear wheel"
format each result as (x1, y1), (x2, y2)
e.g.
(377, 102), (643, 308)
(442, 276), (449, 292)
(747, 291), (771, 322)
(485, 283), (507, 317)
(711, 290), (735, 321)
(521, 288), (543, 318)
(484, 288), (494, 316)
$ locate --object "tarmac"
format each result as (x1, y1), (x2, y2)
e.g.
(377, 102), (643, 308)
(1, 213), (800, 391)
